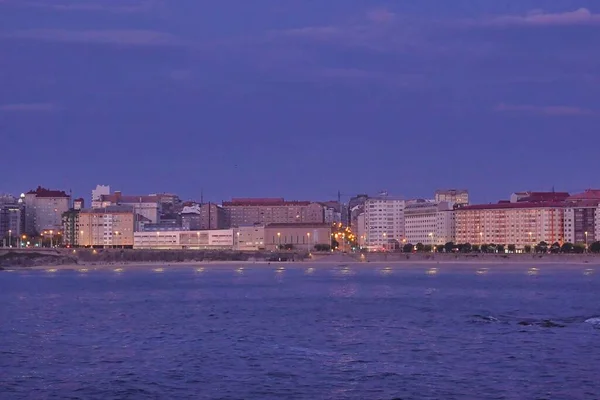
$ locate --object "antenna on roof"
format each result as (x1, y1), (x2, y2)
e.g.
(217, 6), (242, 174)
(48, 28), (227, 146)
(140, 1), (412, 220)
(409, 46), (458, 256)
(200, 188), (204, 204)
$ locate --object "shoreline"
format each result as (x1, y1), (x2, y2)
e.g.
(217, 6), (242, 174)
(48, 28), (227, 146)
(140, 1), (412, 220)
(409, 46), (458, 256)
(8, 258), (600, 271)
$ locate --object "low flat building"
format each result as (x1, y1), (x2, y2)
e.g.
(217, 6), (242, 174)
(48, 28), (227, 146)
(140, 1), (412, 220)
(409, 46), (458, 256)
(134, 229), (234, 250)
(264, 223), (331, 251)
(235, 225), (265, 251)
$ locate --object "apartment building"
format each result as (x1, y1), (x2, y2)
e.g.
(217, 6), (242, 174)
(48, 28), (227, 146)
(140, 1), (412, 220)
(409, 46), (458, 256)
(1, 194), (25, 244)
(263, 223), (331, 251)
(64, 206), (135, 247)
(435, 189), (469, 206)
(363, 195), (405, 250)
(93, 191), (161, 224)
(133, 229), (234, 249)
(564, 189), (600, 244)
(404, 200), (455, 245)
(24, 187), (71, 235)
(223, 198), (324, 227)
(455, 202), (565, 248)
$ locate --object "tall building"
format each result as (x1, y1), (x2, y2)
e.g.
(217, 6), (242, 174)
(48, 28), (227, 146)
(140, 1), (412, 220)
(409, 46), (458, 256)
(435, 189), (469, 206)
(91, 184), (110, 204)
(404, 200), (455, 246)
(223, 198), (324, 227)
(181, 203), (227, 230)
(24, 187), (71, 235)
(71, 206), (135, 247)
(564, 190), (600, 244)
(93, 191), (161, 224)
(1, 194), (25, 245)
(364, 195), (405, 250)
(455, 202), (565, 248)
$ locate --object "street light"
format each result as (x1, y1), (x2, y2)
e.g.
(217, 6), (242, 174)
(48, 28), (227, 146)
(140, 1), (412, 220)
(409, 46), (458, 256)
(429, 232), (434, 252)
(8, 229), (11, 248)
(382, 232), (387, 252)
(528, 231), (533, 253)
(277, 232), (281, 250)
(236, 231), (241, 251)
(585, 231), (589, 252)
(307, 232), (311, 253)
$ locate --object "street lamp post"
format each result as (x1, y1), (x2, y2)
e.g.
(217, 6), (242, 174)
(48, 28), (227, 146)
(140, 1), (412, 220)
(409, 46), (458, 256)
(528, 231), (533, 253)
(50, 230), (54, 248)
(307, 232), (311, 253)
(236, 231), (241, 251)
(382, 232), (387, 252)
(8, 230), (12, 248)
(585, 231), (589, 252)
(429, 232), (434, 252)
(277, 232), (281, 250)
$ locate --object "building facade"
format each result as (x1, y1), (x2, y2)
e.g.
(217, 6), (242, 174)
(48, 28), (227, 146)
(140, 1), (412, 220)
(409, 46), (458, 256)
(363, 195), (405, 250)
(223, 198), (324, 227)
(133, 229), (234, 249)
(263, 223), (331, 251)
(404, 200), (455, 246)
(435, 189), (469, 206)
(68, 206), (135, 247)
(455, 202), (565, 248)
(235, 225), (265, 251)
(24, 187), (71, 235)
(93, 191), (161, 224)
(1, 194), (25, 246)
(564, 201), (597, 245)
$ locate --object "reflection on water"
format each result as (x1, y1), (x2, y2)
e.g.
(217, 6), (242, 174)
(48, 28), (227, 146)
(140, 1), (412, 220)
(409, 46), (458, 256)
(0, 264), (599, 399)
(476, 268), (489, 275)
(114, 268), (124, 273)
(527, 267), (539, 276)
(584, 268), (594, 276)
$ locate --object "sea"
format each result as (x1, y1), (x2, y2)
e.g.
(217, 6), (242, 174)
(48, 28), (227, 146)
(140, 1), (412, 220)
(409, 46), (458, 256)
(1, 263), (599, 400)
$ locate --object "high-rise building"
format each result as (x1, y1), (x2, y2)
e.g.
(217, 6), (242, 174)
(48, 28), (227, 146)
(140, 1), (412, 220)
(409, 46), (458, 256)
(455, 202), (565, 248)
(404, 200), (455, 246)
(435, 189), (469, 206)
(24, 187), (70, 235)
(180, 203), (227, 230)
(564, 190), (600, 245)
(93, 191), (161, 224)
(1, 194), (25, 246)
(69, 206), (135, 247)
(363, 195), (405, 250)
(223, 198), (324, 227)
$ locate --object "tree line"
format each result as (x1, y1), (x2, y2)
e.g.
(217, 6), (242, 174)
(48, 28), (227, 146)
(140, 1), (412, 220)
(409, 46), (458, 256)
(400, 241), (600, 254)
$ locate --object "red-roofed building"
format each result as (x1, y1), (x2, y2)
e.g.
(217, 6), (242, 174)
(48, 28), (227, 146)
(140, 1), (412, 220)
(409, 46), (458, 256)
(24, 186), (71, 235)
(455, 201), (565, 249)
(223, 198), (324, 227)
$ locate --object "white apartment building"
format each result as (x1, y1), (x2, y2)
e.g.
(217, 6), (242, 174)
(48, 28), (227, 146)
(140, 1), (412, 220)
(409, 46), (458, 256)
(134, 229), (234, 249)
(364, 195), (405, 250)
(404, 200), (455, 246)
(91, 184), (110, 204)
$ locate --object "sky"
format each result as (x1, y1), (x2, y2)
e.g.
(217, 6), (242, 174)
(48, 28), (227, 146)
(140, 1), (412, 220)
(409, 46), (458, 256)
(1, 0), (599, 204)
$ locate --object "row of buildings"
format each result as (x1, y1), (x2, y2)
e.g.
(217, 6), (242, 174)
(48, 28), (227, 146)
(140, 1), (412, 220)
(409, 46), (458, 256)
(357, 190), (600, 251)
(4, 185), (600, 251)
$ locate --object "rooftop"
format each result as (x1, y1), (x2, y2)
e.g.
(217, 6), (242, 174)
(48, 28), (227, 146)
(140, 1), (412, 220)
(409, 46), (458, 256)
(27, 186), (69, 198)
(265, 223), (331, 228)
(223, 198), (312, 206)
(458, 201), (567, 211)
(100, 193), (161, 203)
(567, 189), (600, 201)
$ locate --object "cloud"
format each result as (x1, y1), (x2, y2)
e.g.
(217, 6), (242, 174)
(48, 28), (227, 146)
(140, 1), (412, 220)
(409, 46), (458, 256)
(495, 103), (596, 116)
(6, 29), (182, 46)
(366, 8), (396, 23)
(0, 0), (161, 13)
(0, 103), (59, 112)
(482, 8), (600, 27)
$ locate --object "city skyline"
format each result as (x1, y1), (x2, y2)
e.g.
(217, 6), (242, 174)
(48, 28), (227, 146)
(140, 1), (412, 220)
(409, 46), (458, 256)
(1, 1), (599, 202)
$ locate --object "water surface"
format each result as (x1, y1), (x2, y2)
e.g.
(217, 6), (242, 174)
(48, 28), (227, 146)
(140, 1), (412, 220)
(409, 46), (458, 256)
(1, 264), (599, 399)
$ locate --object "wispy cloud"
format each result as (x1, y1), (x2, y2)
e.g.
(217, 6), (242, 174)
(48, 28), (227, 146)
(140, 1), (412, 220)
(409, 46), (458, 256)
(366, 8), (396, 24)
(0, 0), (161, 13)
(0, 103), (59, 112)
(481, 8), (600, 27)
(495, 103), (597, 116)
(7, 29), (182, 46)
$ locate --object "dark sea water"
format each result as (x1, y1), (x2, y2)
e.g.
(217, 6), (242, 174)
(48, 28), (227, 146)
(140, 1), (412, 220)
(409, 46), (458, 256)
(1, 263), (600, 400)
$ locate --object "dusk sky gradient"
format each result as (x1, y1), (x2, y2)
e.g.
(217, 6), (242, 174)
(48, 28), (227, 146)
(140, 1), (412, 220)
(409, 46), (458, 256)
(1, 0), (599, 203)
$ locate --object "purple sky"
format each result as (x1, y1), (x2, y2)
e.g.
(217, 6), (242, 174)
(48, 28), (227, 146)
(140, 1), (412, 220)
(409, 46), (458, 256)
(1, 0), (599, 203)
